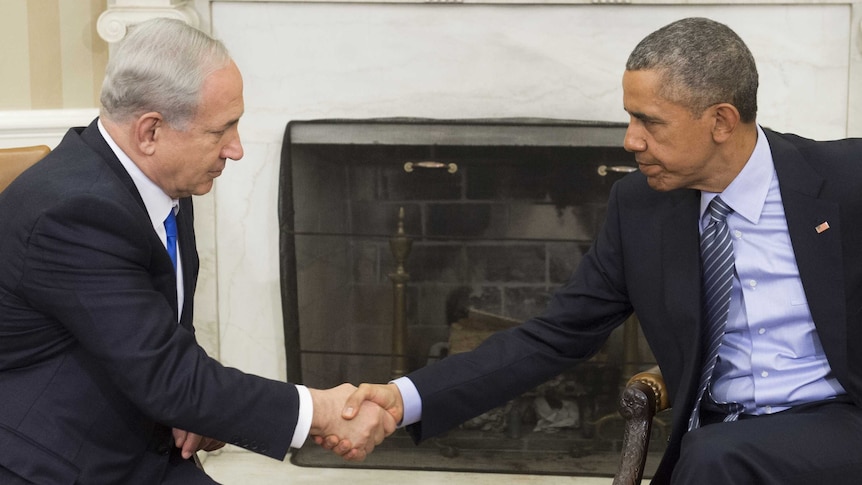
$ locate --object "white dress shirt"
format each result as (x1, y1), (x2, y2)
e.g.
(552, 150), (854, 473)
(97, 120), (185, 315)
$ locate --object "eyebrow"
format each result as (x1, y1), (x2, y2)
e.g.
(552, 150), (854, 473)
(626, 109), (665, 124)
(210, 117), (240, 133)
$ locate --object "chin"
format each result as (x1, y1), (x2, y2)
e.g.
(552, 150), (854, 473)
(190, 182), (215, 197)
(645, 176), (678, 192)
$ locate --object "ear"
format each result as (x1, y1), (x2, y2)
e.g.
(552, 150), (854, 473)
(710, 103), (740, 144)
(134, 112), (164, 156)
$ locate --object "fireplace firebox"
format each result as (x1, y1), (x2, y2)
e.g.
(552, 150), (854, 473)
(279, 118), (666, 476)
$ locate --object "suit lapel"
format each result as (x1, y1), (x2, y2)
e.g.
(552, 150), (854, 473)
(80, 119), (191, 326)
(79, 120), (147, 210)
(659, 189), (704, 403)
(661, 189), (703, 339)
(767, 130), (846, 371)
(177, 198), (198, 330)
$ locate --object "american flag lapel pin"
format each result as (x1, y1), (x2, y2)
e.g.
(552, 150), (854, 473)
(815, 221), (830, 234)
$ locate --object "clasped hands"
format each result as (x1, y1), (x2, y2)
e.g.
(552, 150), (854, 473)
(310, 383), (404, 461)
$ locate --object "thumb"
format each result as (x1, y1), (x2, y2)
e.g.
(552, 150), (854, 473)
(172, 428), (188, 448)
(342, 383), (393, 419)
(343, 383), (402, 421)
(342, 385), (370, 420)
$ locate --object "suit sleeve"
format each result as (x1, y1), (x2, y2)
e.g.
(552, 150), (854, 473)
(19, 192), (299, 459)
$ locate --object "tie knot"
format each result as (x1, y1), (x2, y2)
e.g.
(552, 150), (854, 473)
(164, 209), (178, 271)
(164, 210), (177, 237)
(708, 196), (733, 223)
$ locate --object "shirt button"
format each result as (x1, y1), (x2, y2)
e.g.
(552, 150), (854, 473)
(734, 230), (742, 238)
(761, 370), (769, 378)
(758, 328), (766, 335)
(749, 280), (757, 288)
(765, 405), (773, 413)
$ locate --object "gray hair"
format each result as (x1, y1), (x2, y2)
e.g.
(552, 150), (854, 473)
(626, 17), (758, 123)
(100, 17), (231, 130)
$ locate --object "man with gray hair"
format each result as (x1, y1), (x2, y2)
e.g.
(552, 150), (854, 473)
(0, 17), (393, 484)
(335, 17), (862, 484)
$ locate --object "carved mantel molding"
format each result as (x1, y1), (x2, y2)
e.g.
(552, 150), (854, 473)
(102, 1), (862, 55)
(97, 0), (200, 43)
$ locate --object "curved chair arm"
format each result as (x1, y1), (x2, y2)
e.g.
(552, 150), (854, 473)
(613, 366), (669, 485)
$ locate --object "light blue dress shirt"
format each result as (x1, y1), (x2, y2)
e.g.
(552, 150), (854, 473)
(702, 125), (844, 415)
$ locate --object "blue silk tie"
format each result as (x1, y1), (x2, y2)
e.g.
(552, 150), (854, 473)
(164, 209), (178, 271)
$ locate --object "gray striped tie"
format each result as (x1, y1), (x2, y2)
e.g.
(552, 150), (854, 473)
(688, 196), (736, 431)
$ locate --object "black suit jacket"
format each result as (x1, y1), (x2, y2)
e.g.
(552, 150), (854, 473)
(0, 120), (299, 484)
(406, 128), (862, 483)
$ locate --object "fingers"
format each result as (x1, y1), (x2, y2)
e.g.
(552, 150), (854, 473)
(311, 382), (404, 462)
(340, 402), (398, 462)
(380, 404), (398, 437)
(171, 429), (224, 459)
(311, 434), (345, 451)
(181, 432), (204, 459)
(344, 448), (367, 462)
(172, 428), (188, 449)
(345, 401), (392, 455)
(332, 438), (354, 456)
(326, 435), (343, 451)
(310, 434), (354, 457)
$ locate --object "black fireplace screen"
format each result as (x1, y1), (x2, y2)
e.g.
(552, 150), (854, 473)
(279, 119), (667, 477)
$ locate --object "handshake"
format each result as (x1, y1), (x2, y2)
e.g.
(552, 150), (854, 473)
(309, 383), (403, 462)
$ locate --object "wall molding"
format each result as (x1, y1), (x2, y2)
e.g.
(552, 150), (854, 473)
(0, 109), (99, 148)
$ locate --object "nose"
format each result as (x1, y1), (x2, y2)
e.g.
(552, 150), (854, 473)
(623, 120), (646, 153)
(223, 132), (244, 161)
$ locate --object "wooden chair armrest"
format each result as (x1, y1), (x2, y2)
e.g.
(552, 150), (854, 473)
(627, 365), (669, 414)
(613, 365), (668, 485)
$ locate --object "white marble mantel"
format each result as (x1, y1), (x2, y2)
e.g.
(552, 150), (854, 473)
(92, 0), (862, 385)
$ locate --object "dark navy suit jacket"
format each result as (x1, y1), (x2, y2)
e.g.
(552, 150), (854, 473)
(405, 129), (862, 483)
(0, 120), (299, 484)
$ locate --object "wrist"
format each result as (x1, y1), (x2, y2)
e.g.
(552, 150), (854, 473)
(386, 383), (406, 423)
(308, 388), (331, 435)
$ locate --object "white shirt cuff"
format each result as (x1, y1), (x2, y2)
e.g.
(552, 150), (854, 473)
(290, 385), (312, 448)
(392, 376), (422, 427)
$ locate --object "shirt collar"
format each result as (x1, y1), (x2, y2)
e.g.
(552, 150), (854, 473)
(97, 119), (178, 227)
(700, 124), (773, 226)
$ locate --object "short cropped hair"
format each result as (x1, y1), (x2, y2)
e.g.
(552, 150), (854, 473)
(100, 17), (231, 130)
(626, 17), (758, 123)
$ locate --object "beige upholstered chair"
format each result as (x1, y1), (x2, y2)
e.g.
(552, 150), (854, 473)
(614, 366), (669, 485)
(0, 145), (50, 193)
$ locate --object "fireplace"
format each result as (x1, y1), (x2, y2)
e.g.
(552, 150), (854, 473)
(278, 118), (666, 476)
